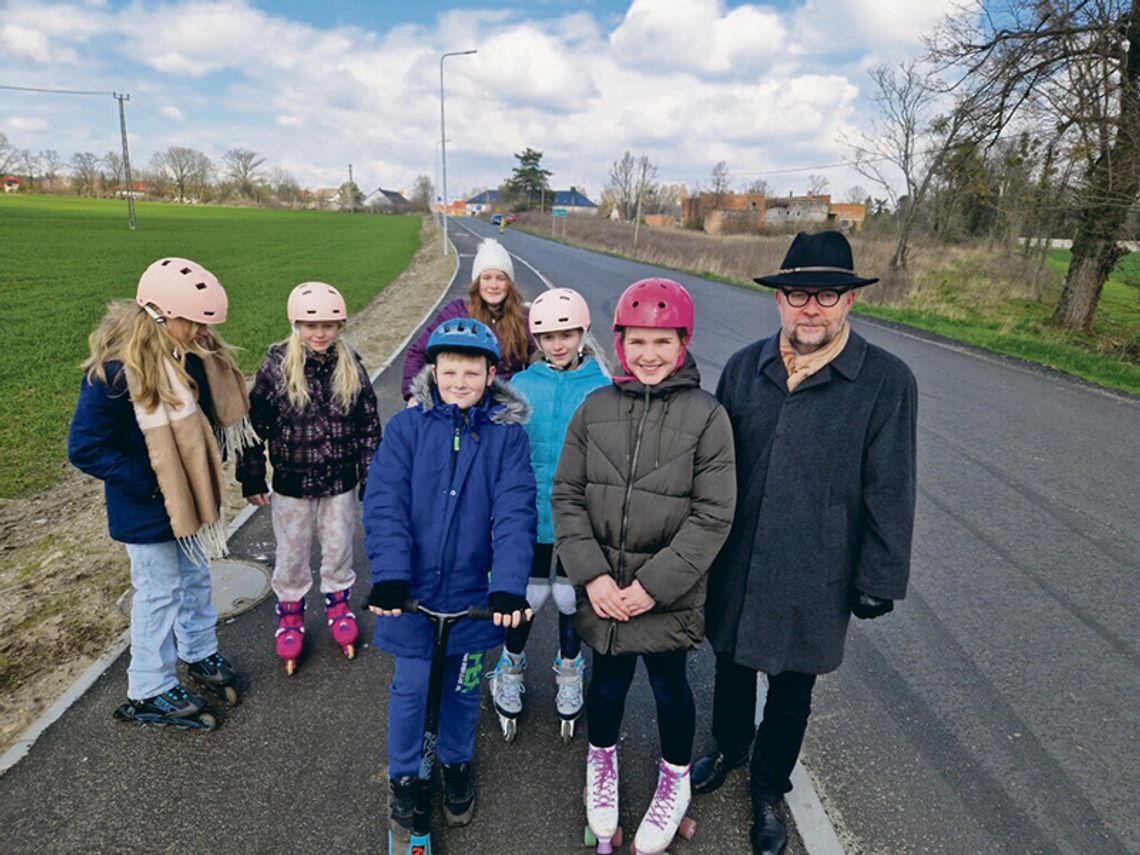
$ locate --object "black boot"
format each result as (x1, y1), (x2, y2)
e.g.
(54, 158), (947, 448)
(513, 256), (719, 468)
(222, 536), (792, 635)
(442, 762), (476, 826)
(691, 747), (748, 794)
(750, 796), (787, 855)
(388, 776), (417, 846)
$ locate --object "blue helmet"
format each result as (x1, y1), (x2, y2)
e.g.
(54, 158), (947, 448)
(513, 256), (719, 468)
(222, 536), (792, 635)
(425, 317), (501, 365)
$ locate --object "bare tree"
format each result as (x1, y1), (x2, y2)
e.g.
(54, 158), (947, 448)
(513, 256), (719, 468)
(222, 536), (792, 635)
(222, 147), (265, 200)
(745, 178), (772, 195)
(153, 146), (212, 202)
(930, 0), (1140, 331)
(40, 149), (65, 193)
(103, 151), (125, 194)
(844, 184), (870, 204)
(267, 166), (301, 207)
(710, 160), (731, 206)
(0, 133), (15, 175)
(807, 174), (831, 195)
(605, 151), (640, 221)
(410, 174), (434, 212)
(70, 151), (100, 196)
(846, 61), (972, 270)
(18, 149), (38, 191)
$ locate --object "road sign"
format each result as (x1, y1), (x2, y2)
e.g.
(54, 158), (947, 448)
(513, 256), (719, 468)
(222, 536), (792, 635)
(552, 207), (568, 217)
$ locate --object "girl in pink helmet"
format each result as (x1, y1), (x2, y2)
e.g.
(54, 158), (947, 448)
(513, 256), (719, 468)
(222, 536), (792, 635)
(552, 278), (737, 854)
(236, 282), (382, 675)
(68, 257), (256, 730)
(490, 288), (611, 745)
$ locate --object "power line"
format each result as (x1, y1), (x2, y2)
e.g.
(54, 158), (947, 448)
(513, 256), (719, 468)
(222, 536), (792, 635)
(0, 84), (109, 96)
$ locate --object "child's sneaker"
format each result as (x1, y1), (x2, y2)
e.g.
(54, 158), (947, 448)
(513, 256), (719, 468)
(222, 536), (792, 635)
(388, 776), (417, 846)
(442, 761), (476, 826)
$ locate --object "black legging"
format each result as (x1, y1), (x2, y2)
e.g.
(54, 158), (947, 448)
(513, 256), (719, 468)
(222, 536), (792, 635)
(586, 648), (695, 766)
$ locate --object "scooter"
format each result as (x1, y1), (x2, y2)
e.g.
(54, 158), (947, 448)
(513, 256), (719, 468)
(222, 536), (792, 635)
(390, 600), (495, 855)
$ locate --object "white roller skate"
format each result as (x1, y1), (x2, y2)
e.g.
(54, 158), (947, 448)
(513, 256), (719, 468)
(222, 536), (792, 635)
(488, 649), (526, 742)
(553, 652), (585, 744)
(631, 759), (696, 854)
(583, 743), (622, 853)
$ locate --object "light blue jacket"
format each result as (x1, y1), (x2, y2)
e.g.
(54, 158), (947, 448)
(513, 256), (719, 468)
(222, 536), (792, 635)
(510, 356), (610, 544)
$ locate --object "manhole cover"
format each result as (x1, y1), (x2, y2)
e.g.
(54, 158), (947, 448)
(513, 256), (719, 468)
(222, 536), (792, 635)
(117, 559), (272, 621)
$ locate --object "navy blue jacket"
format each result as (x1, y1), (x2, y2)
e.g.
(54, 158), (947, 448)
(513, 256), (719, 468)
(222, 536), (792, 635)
(362, 367), (537, 658)
(67, 357), (216, 544)
(706, 329), (917, 674)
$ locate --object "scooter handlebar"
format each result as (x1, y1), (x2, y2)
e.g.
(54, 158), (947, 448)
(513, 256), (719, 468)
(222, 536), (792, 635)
(400, 600), (497, 622)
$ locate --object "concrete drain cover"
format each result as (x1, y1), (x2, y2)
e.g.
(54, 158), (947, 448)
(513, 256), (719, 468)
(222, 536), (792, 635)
(117, 560), (272, 621)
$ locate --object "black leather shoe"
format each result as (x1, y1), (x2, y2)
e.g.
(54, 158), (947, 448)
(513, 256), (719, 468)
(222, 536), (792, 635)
(691, 748), (747, 794)
(750, 797), (787, 855)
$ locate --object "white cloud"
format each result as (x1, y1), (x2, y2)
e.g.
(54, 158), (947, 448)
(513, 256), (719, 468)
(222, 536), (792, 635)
(0, 1), (939, 198)
(8, 116), (49, 131)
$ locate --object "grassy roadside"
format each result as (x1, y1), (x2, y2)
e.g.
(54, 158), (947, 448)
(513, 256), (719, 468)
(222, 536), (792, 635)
(508, 213), (1139, 396)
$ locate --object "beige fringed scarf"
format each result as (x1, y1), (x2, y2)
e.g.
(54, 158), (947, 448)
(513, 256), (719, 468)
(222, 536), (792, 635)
(126, 353), (255, 560)
(780, 322), (850, 392)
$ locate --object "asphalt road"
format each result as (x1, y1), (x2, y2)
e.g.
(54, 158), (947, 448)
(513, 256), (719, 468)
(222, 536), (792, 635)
(3, 220), (1136, 855)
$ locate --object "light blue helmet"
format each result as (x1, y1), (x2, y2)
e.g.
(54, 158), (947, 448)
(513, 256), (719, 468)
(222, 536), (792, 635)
(426, 317), (501, 365)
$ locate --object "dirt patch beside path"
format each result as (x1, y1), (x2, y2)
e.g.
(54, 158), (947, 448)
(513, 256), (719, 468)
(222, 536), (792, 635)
(0, 216), (454, 755)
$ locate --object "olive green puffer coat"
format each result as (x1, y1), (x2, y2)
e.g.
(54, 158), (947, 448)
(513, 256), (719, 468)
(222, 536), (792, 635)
(552, 354), (736, 655)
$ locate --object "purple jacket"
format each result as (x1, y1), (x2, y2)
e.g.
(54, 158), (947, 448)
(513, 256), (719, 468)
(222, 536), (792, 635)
(401, 298), (537, 398)
(237, 343), (382, 499)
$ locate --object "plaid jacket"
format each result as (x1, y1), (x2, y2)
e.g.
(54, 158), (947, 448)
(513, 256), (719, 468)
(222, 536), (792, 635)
(237, 344), (382, 499)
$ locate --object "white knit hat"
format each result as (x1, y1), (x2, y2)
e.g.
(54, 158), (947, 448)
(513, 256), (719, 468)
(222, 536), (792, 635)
(471, 239), (515, 283)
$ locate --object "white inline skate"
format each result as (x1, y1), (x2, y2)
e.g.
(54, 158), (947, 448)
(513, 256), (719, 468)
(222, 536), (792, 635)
(488, 649), (526, 742)
(553, 652), (585, 744)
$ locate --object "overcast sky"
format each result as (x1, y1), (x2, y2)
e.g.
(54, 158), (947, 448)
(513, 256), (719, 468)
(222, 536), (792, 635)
(0, 0), (962, 202)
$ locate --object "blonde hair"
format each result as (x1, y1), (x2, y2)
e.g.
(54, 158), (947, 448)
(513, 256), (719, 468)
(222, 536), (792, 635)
(280, 329), (363, 412)
(83, 301), (185, 411)
(467, 275), (529, 371)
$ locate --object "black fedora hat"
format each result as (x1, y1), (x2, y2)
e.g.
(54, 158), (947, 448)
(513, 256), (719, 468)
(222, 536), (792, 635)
(754, 231), (879, 289)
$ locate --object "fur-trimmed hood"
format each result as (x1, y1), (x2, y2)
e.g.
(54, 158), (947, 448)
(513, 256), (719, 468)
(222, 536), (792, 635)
(408, 364), (531, 426)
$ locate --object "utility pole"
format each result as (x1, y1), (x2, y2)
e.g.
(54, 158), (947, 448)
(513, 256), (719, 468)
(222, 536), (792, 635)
(633, 157), (647, 247)
(113, 92), (136, 230)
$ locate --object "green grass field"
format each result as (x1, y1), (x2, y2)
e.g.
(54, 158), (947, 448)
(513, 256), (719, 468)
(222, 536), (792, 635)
(0, 195), (421, 497)
(853, 248), (1140, 395)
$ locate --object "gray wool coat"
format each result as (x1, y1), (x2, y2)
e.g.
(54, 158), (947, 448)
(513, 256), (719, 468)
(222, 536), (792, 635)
(553, 354), (737, 656)
(706, 328), (917, 675)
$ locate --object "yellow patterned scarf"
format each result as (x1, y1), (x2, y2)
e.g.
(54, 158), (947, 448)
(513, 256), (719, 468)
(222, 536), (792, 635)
(779, 323), (850, 392)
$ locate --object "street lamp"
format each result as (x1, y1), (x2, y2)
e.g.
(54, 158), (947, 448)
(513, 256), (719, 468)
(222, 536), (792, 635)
(434, 138), (450, 229)
(440, 49), (477, 256)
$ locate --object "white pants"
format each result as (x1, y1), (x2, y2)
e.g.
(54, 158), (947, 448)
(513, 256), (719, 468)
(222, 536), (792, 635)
(270, 490), (358, 602)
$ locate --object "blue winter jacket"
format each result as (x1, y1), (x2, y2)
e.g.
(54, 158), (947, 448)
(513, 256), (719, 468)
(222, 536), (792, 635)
(67, 357), (215, 544)
(510, 356), (610, 544)
(362, 367), (537, 658)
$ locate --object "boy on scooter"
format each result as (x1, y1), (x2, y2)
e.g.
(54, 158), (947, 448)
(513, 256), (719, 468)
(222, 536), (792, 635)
(363, 318), (536, 850)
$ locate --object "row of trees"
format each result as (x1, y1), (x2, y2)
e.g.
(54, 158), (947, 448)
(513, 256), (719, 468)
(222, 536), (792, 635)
(1, 131), (436, 213)
(849, 0), (1140, 331)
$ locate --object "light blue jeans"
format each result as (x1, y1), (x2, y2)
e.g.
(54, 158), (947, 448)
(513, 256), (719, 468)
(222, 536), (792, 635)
(124, 540), (218, 700)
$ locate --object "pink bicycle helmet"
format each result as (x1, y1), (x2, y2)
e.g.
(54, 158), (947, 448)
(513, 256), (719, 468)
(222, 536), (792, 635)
(287, 282), (347, 324)
(136, 257), (228, 324)
(612, 278), (694, 375)
(529, 288), (591, 335)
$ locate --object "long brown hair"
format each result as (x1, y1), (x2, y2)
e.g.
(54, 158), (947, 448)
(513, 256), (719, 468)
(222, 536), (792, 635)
(467, 275), (529, 371)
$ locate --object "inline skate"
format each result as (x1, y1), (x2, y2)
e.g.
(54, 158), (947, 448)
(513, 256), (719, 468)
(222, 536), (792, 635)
(553, 652), (585, 743)
(488, 648), (526, 742)
(113, 685), (216, 731)
(186, 651), (240, 706)
(276, 598), (305, 675)
(324, 589), (358, 659)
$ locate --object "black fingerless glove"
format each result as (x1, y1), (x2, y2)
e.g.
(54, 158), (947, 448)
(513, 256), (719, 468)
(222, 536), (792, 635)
(368, 580), (410, 611)
(488, 591), (530, 616)
(850, 590), (894, 620)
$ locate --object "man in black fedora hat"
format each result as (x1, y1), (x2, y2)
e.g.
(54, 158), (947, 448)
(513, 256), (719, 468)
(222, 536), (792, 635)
(693, 230), (918, 854)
